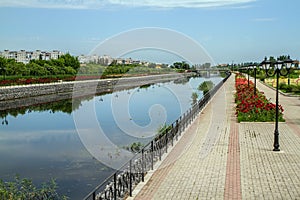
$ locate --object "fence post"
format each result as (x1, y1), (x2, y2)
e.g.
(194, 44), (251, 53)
(178, 116), (182, 136)
(182, 114), (184, 131)
(171, 124), (174, 146)
(142, 149), (144, 182)
(151, 141), (154, 170)
(159, 141), (162, 161)
(130, 160), (132, 197)
(114, 173), (117, 200)
(165, 130), (168, 153)
(175, 120), (179, 140)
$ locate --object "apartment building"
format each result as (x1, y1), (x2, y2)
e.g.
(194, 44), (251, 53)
(0, 50), (64, 64)
(78, 54), (114, 66)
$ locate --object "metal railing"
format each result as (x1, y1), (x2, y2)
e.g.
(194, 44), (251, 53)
(84, 71), (231, 200)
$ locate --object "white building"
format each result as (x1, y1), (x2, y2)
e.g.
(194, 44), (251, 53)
(0, 50), (64, 64)
(78, 54), (113, 66)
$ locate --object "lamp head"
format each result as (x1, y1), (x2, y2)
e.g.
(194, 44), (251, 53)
(261, 57), (271, 69)
(275, 59), (283, 70)
(284, 55), (293, 69)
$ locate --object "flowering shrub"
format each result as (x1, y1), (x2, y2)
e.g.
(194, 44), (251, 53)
(235, 73), (284, 122)
(0, 75), (102, 86)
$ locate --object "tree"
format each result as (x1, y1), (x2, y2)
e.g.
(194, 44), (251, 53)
(64, 66), (76, 75)
(0, 57), (7, 78)
(191, 92), (198, 105)
(61, 53), (80, 71)
(198, 81), (215, 95)
(28, 62), (48, 76)
(172, 61), (190, 70)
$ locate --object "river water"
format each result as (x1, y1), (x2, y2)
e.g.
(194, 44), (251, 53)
(0, 75), (222, 199)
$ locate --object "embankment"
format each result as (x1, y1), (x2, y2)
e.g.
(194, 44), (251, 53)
(0, 73), (193, 111)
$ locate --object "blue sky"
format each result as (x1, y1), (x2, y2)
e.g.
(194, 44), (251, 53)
(0, 0), (299, 64)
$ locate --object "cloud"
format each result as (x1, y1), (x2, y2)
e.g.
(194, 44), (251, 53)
(108, 0), (256, 8)
(253, 18), (276, 22)
(0, 0), (106, 9)
(0, 0), (256, 9)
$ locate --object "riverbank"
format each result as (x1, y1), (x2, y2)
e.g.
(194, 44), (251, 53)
(0, 73), (194, 111)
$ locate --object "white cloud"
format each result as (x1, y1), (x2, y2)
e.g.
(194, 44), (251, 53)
(0, 0), (106, 9)
(109, 0), (256, 8)
(0, 0), (256, 9)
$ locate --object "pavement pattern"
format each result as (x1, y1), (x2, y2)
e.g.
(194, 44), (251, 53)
(127, 74), (300, 200)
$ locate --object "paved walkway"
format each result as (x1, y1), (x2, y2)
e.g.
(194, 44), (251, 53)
(127, 74), (300, 200)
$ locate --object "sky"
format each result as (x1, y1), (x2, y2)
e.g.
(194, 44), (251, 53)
(0, 0), (299, 64)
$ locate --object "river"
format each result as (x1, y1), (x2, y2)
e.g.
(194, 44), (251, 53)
(0, 75), (223, 199)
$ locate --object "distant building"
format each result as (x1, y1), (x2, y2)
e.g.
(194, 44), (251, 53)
(51, 50), (62, 60)
(78, 54), (113, 66)
(0, 50), (64, 64)
(99, 55), (114, 66)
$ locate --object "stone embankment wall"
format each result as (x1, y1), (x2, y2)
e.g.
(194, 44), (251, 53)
(0, 73), (192, 111)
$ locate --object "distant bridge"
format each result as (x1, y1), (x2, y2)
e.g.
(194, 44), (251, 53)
(191, 68), (230, 78)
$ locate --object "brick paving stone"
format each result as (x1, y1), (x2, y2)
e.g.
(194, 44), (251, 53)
(239, 123), (300, 199)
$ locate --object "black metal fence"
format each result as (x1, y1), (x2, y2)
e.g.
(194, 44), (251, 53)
(84, 71), (231, 200)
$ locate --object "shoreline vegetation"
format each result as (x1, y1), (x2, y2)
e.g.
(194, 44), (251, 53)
(0, 176), (67, 200)
(0, 55), (196, 87)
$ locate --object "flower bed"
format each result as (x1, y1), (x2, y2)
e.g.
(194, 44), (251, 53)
(0, 75), (102, 86)
(235, 73), (284, 122)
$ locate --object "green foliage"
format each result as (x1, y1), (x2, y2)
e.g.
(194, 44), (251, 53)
(279, 83), (300, 94)
(155, 123), (172, 140)
(198, 81), (214, 95)
(78, 64), (105, 75)
(219, 71), (228, 78)
(0, 175), (67, 200)
(0, 55), (177, 85)
(98, 64), (173, 77)
(124, 142), (144, 153)
(191, 92), (198, 105)
(0, 54), (80, 78)
(171, 61), (190, 70)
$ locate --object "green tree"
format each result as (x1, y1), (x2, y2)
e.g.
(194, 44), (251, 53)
(64, 66), (76, 75)
(28, 62), (48, 76)
(191, 92), (198, 105)
(198, 81), (214, 95)
(61, 53), (80, 71)
(0, 57), (7, 78)
(172, 61), (190, 70)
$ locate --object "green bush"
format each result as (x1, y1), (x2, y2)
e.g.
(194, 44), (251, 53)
(198, 81), (214, 95)
(191, 92), (199, 105)
(279, 83), (299, 93)
(155, 123), (172, 140)
(0, 176), (67, 200)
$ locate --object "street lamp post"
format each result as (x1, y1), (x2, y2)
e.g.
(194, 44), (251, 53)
(247, 67), (250, 87)
(261, 56), (294, 151)
(249, 64), (258, 96)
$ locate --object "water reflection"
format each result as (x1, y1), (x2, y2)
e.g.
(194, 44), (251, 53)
(0, 76), (222, 199)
